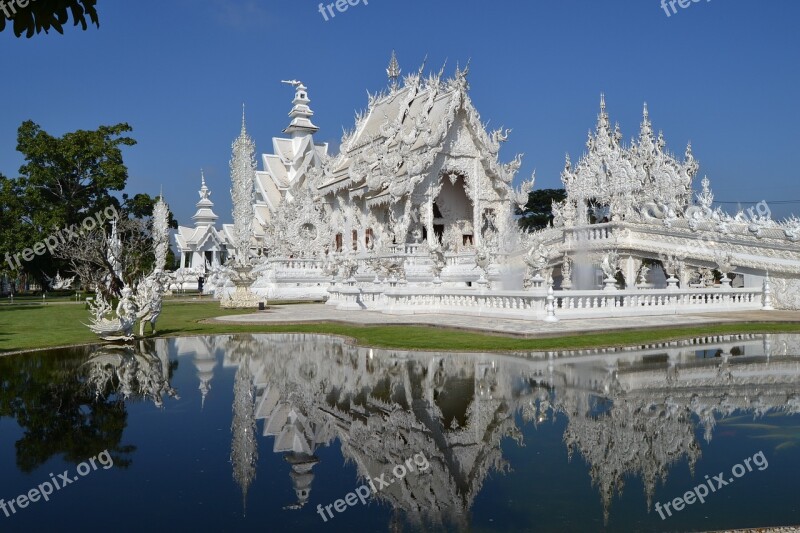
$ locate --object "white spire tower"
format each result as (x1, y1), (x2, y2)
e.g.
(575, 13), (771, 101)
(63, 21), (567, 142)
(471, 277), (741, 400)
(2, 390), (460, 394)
(230, 107), (257, 267)
(280, 80), (319, 138)
(192, 170), (219, 227)
(152, 193), (170, 272)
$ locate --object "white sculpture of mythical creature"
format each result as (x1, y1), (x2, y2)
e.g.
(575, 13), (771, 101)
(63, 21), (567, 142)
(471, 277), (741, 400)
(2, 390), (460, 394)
(428, 243), (447, 280)
(474, 246), (491, 281)
(523, 240), (551, 288)
(440, 224), (462, 252)
(783, 216), (800, 242)
(637, 264), (650, 285)
(207, 263), (236, 298)
(87, 286), (137, 341)
(44, 271), (76, 290)
(134, 272), (164, 337)
(697, 267), (715, 287)
(714, 252), (736, 283)
(513, 172), (536, 211)
(374, 256), (406, 281)
(601, 251), (620, 280)
(340, 258), (359, 280)
(322, 259), (340, 280)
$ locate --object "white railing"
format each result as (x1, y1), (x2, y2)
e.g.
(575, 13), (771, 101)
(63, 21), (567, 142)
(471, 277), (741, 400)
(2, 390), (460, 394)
(569, 223), (614, 242)
(268, 258), (325, 270)
(554, 287), (762, 318)
(327, 284), (764, 321)
(382, 288), (546, 318)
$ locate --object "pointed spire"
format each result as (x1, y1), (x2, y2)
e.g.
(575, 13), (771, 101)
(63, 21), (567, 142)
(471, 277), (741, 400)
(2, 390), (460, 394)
(193, 170), (218, 227)
(638, 102), (654, 148)
(199, 169), (210, 201)
(241, 103), (247, 134)
(387, 50), (401, 90)
(595, 93), (611, 142)
(417, 54), (428, 76)
(280, 80), (319, 137)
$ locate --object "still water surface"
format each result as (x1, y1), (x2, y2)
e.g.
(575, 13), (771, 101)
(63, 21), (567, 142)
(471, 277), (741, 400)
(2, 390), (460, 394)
(1, 333), (799, 532)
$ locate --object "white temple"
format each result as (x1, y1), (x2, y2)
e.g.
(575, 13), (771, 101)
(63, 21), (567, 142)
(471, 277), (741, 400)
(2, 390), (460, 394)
(173, 53), (800, 315)
(175, 171), (230, 271)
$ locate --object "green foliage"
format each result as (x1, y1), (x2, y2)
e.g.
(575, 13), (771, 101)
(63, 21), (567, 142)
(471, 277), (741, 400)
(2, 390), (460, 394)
(16, 120), (135, 225)
(1, 121), (136, 285)
(0, 346), (134, 472)
(517, 188), (566, 232)
(121, 193), (178, 229)
(0, 0), (99, 38)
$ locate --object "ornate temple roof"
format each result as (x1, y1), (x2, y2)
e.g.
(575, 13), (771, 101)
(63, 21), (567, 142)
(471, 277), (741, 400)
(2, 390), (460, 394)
(313, 56), (522, 205)
(252, 82), (328, 229)
(175, 172), (228, 252)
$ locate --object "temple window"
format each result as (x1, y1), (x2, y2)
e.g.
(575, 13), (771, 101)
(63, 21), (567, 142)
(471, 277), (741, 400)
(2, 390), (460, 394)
(352, 230), (358, 251)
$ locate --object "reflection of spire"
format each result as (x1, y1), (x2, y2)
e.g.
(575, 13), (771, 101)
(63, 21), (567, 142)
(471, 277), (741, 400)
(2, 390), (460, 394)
(214, 332), (800, 529)
(283, 452), (320, 510)
(231, 357), (258, 514)
(193, 346), (217, 410)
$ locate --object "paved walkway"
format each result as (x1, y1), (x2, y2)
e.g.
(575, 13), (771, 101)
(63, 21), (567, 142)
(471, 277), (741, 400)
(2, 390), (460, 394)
(209, 304), (800, 338)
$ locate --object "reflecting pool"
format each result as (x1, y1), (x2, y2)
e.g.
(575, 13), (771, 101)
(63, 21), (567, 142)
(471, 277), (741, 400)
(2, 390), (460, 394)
(1, 334), (799, 532)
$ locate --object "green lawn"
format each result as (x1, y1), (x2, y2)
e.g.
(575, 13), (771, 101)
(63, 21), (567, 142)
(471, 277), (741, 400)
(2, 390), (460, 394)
(2, 300), (800, 354)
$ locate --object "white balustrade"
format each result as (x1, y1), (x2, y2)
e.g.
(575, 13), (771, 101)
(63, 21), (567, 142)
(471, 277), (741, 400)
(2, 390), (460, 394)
(330, 284), (763, 322)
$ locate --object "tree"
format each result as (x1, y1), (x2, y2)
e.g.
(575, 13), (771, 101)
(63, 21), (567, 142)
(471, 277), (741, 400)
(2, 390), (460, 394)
(54, 195), (178, 298)
(517, 188), (567, 232)
(16, 120), (135, 225)
(3, 121), (136, 288)
(0, 0), (99, 38)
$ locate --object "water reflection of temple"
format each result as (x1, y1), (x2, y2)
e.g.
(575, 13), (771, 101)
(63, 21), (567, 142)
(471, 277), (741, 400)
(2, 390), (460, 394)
(185, 333), (800, 526)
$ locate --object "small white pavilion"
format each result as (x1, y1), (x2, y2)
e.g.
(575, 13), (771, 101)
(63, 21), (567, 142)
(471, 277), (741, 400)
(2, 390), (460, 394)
(174, 172), (230, 273)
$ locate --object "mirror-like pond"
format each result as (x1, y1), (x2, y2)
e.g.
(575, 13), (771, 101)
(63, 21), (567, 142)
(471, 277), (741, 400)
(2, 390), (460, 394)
(1, 334), (799, 532)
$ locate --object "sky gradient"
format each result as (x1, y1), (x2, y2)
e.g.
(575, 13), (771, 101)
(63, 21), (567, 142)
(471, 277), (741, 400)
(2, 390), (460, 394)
(1, 0), (798, 224)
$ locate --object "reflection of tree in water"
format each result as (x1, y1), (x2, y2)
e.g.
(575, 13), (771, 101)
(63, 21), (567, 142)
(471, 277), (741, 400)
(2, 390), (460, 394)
(0, 345), (135, 473)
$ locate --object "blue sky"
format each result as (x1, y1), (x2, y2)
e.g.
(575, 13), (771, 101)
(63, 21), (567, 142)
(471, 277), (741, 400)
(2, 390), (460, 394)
(1, 0), (798, 224)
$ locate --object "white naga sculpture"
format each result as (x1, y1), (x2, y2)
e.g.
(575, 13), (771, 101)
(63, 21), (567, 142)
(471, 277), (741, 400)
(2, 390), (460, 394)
(87, 286), (138, 341)
(134, 273), (165, 337)
(87, 195), (171, 341)
(43, 271), (76, 290)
